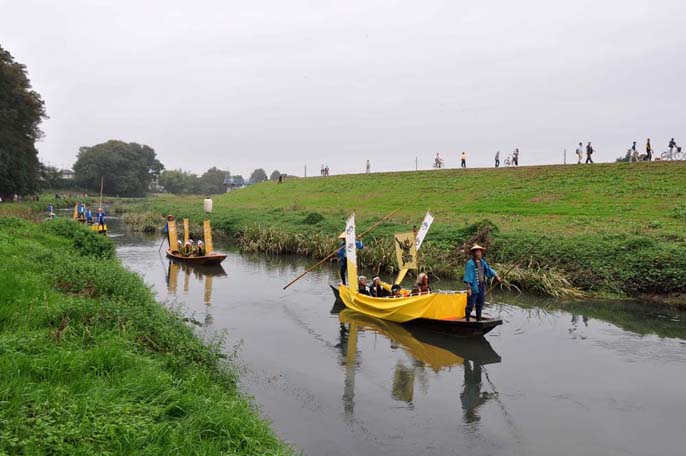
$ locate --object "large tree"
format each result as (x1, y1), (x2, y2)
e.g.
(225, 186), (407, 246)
(249, 168), (267, 184)
(200, 167), (227, 194)
(159, 169), (199, 194)
(0, 45), (47, 197)
(73, 140), (164, 196)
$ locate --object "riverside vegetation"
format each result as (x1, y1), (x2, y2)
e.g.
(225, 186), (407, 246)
(115, 162), (685, 303)
(0, 217), (291, 455)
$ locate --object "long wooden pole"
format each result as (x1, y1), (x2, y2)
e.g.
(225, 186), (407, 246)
(99, 176), (104, 208)
(282, 207), (403, 290)
(486, 235), (546, 296)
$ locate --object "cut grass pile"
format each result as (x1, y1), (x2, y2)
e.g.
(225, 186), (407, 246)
(0, 217), (291, 455)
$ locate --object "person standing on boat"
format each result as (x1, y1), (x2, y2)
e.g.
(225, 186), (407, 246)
(78, 202), (86, 220)
(163, 215), (175, 246)
(337, 232), (363, 285)
(463, 244), (501, 321)
(85, 207), (93, 224)
(96, 207), (106, 227)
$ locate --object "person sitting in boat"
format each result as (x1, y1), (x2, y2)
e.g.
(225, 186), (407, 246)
(463, 244), (501, 322)
(391, 284), (404, 297)
(96, 207), (105, 226)
(337, 232), (363, 285)
(371, 276), (390, 297)
(411, 273), (432, 295)
(85, 208), (93, 224)
(358, 276), (371, 295)
(196, 240), (205, 256)
(184, 239), (194, 256)
(176, 239), (183, 253)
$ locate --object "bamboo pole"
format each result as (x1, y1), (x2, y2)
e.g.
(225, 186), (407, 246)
(486, 235), (547, 296)
(282, 207), (403, 290)
(99, 176), (104, 208)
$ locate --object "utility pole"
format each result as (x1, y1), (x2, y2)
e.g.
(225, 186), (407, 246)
(564, 148), (567, 165)
(415, 156), (418, 171)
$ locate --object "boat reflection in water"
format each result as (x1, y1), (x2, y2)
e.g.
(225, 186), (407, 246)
(166, 259), (227, 326)
(335, 308), (501, 424)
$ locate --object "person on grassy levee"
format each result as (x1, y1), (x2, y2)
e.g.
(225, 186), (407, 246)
(371, 276), (390, 297)
(495, 151), (500, 168)
(585, 142), (594, 164)
(463, 244), (501, 321)
(461, 152), (467, 168)
(645, 138), (652, 161)
(358, 276), (371, 295)
(337, 232), (363, 285)
(576, 142), (584, 164)
(411, 272), (432, 295)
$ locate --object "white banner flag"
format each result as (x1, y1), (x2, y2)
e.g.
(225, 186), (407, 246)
(345, 214), (358, 292)
(415, 212), (434, 250)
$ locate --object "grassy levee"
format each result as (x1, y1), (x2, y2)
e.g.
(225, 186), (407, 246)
(121, 162), (686, 300)
(0, 217), (291, 455)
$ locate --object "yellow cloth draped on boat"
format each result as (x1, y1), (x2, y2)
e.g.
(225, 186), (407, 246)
(337, 284), (467, 322)
(339, 310), (464, 372)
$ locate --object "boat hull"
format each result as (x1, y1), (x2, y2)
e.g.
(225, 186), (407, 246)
(330, 283), (502, 337)
(166, 249), (227, 265)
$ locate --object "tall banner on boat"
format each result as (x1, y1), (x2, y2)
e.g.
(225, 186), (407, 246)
(395, 212), (433, 284)
(168, 220), (179, 252)
(394, 232), (418, 270)
(345, 214), (358, 293)
(203, 220), (213, 254)
(183, 218), (190, 244)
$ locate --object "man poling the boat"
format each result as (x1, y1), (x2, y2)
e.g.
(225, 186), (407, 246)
(96, 207), (105, 226)
(338, 231), (363, 285)
(463, 244), (501, 322)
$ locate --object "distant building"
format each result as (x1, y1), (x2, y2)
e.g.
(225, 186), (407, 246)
(148, 175), (164, 193)
(224, 175), (245, 192)
(60, 169), (75, 180)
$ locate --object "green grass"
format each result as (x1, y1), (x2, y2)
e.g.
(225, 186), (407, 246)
(115, 162), (686, 300)
(0, 217), (291, 455)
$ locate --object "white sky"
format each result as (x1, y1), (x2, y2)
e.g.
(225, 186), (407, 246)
(1, 0), (685, 177)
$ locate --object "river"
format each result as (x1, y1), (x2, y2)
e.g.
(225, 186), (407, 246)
(108, 217), (686, 456)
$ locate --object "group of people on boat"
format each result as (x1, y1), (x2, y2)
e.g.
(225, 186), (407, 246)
(164, 215), (207, 257)
(72, 202), (105, 226)
(340, 231), (502, 321)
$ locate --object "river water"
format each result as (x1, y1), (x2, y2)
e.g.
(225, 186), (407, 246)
(108, 217), (686, 456)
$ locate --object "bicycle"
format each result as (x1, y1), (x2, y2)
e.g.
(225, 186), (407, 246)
(660, 146), (684, 161)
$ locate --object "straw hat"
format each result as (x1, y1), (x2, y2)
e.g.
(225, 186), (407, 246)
(338, 232), (346, 239)
(470, 244), (486, 252)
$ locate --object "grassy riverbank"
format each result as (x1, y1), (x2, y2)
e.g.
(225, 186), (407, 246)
(109, 162), (686, 301)
(0, 217), (291, 455)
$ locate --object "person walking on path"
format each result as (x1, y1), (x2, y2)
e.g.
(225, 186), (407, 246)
(461, 152), (467, 168)
(645, 138), (652, 161)
(463, 244), (501, 321)
(494, 151), (500, 168)
(585, 142), (594, 163)
(576, 142), (584, 164)
(512, 148), (520, 166)
(365, 160), (370, 174)
(631, 141), (638, 162)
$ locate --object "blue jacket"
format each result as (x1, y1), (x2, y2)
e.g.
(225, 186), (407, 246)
(463, 258), (497, 293)
(337, 240), (363, 264)
(86, 210), (92, 220)
(97, 211), (106, 224)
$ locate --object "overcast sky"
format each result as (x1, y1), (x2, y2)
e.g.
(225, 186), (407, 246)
(1, 0), (685, 176)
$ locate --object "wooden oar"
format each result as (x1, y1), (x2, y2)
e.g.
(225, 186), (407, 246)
(157, 235), (167, 253)
(486, 235), (547, 296)
(282, 207), (403, 290)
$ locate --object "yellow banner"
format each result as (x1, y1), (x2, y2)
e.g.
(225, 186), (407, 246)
(394, 232), (417, 270)
(168, 220), (179, 252)
(183, 218), (189, 244)
(73, 204), (78, 219)
(203, 220), (213, 254)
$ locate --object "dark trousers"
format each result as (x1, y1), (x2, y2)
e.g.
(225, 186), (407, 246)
(465, 283), (486, 321)
(644, 151), (652, 161)
(340, 263), (347, 285)
(461, 159), (466, 168)
(585, 155), (593, 164)
(495, 159), (500, 168)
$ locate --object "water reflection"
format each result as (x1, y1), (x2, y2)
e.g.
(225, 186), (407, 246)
(336, 308), (502, 425)
(166, 259), (226, 326)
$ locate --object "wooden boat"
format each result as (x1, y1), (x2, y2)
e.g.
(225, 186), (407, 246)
(330, 284), (502, 337)
(90, 224), (107, 235)
(166, 249), (227, 266)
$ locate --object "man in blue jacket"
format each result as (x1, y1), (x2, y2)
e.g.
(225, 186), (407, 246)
(337, 232), (363, 285)
(463, 244), (501, 321)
